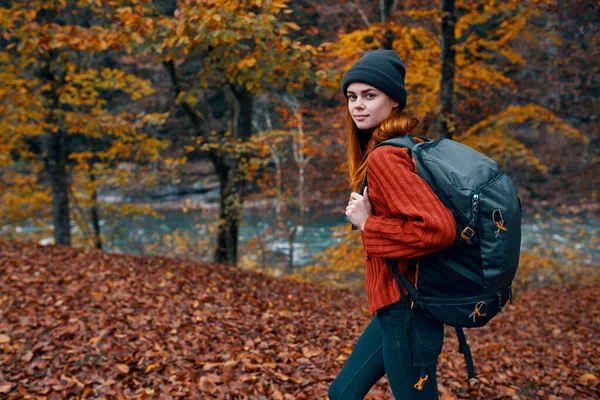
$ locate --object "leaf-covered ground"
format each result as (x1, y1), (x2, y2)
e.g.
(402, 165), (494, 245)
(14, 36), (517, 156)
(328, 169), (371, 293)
(0, 240), (598, 399)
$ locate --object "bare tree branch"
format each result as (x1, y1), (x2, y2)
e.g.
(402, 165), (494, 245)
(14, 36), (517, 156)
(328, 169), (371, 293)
(344, 2), (371, 27)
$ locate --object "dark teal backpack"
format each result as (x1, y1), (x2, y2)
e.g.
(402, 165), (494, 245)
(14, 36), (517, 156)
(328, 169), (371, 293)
(355, 135), (522, 379)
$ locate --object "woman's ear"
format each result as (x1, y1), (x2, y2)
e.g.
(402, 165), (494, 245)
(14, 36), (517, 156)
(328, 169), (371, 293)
(392, 101), (399, 108)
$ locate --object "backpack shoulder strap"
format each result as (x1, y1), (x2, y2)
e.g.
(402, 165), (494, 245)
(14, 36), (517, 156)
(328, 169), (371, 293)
(350, 135), (426, 230)
(361, 134), (420, 193)
(351, 173), (368, 230)
(375, 134), (418, 151)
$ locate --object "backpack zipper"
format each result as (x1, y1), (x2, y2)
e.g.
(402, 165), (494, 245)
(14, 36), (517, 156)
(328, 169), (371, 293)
(414, 143), (506, 242)
(476, 172), (506, 194)
(462, 173), (505, 238)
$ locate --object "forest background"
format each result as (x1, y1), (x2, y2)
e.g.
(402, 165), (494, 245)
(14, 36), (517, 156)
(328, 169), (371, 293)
(1, 0), (597, 288)
(0, 0), (599, 399)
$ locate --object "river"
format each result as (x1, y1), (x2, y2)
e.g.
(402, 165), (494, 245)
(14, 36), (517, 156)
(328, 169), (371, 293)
(100, 205), (599, 269)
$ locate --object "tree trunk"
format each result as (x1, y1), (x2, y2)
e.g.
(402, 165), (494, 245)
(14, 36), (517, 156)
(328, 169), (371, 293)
(214, 87), (254, 266)
(439, 0), (456, 138)
(89, 171), (102, 250)
(380, 0), (397, 50)
(37, 7), (71, 246)
(85, 135), (102, 250)
(164, 59), (254, 267)
(213, 152), (239, 266)
(285, 226), (298, 275)
(41, 54), (71, 246)
(45, 130), (71, 246)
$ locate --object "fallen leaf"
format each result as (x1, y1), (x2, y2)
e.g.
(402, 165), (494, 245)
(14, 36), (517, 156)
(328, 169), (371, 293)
(202, 362), (222, 371)
(276, 372), (290, 381)
(302, 346), (322, 358)
(0, 383), (12, 393)
(579, 373), (597, 381)
(21, 350), (33, 362)
(204, 373), (221, 383)
(198, 376), (216, 392)
(116, 364), (130, 374)
(144, 363), (160, 373)
(559, 384), (575, 396)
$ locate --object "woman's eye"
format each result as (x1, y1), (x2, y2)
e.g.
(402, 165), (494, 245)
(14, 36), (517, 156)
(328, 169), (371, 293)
(366, 94), (375, 99)
(348, 95), (357, 101)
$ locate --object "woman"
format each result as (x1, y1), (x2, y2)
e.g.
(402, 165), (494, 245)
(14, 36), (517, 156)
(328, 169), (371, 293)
(328, 50), (456, 399)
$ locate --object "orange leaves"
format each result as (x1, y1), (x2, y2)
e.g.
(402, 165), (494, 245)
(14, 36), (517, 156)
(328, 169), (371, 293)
(237, 56), (257, 69)
(305, 224), (366, 286)
(458, 104), (588, 174)
(148, 0), (316, 91)
(301, 346), (323, 359)
(23, 9), (36, 21)
(144, 363), (160, 373)
(0, 240), (599, 398)
(0, 1), (170, 239)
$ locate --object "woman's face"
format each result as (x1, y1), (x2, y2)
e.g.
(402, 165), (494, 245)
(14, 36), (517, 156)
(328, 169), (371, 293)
(347, 82), (399, 130)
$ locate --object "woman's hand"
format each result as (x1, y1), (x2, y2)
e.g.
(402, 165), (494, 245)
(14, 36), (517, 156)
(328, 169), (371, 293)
(345, 186), (373, 231)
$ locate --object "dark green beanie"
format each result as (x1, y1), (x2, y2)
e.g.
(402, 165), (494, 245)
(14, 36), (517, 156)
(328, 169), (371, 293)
(341, 49), (407, 111)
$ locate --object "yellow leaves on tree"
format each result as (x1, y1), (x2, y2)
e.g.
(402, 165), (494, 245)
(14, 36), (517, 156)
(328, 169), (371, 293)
(304, 225), (366, 292)
(458, 104), (588, 172)
(0, 1), (170, 243)
(464, 104), (588, 143)
(112, 0), (316, 95)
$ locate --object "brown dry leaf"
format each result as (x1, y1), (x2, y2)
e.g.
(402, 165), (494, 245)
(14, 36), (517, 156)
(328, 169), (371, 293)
(559, 384), (576, 396)
(0, 334), (10, 344)
(21, 350), (33, 362)
(278, 373), (291, 382)
(272, 389), (284, 400)
(301, 346), (322, 358)
(1, 241), (599, 399)
(204, 373), (221, 383)
(202, 362), (222, 371)
(116, 364), (130, 374)
(579, 373), (597, 382)
(0, 383), (12, 393)
(198, 376), (216, 392)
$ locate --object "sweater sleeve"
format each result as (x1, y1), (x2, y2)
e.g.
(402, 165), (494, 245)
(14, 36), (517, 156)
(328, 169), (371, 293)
(360, 145), (456, 259)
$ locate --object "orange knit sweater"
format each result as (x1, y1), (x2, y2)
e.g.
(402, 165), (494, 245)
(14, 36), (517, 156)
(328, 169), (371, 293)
(359, 145), (457, 315)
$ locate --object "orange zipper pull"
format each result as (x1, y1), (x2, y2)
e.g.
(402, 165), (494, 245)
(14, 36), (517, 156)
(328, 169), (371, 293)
(414, 375), (429, 390)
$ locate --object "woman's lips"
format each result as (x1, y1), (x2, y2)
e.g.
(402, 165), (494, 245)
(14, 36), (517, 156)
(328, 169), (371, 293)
(354, 115), (369, 121)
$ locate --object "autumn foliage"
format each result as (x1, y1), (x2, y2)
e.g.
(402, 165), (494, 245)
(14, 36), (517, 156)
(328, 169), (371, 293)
(0, 1), (598, 397)
(1, 240), (598, 399)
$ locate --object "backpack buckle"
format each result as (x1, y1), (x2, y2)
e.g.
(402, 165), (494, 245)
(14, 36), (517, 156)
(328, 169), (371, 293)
(461, 226), (475, 240)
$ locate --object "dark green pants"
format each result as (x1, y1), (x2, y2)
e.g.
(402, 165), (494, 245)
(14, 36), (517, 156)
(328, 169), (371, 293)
(328, 300), (444, 400)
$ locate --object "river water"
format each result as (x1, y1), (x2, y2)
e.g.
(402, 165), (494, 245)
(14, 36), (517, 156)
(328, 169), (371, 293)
(102, 206), (599, 269)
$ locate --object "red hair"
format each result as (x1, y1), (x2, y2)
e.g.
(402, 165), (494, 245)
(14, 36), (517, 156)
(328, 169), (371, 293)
(346, 107), (420, 192)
